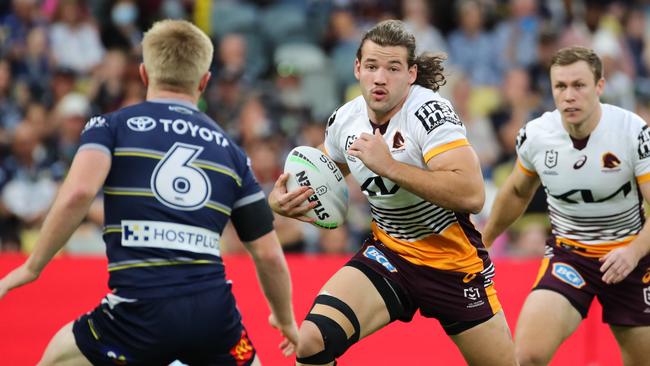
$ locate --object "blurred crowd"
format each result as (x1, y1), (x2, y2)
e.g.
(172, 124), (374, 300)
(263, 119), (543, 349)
(1, 0), (649, 257)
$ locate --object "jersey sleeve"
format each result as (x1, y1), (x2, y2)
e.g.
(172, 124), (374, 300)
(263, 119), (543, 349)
(515, 125), (536, 175)
(412, 99), (469, 163)
(633, 123), (650, 184)
(323, 108), (346, 163)
(78, 114), (114, 156)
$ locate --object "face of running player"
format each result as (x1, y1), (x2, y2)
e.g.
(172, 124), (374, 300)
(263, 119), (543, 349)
(355, 40), (417, 124)
(550, 60), (604, 129)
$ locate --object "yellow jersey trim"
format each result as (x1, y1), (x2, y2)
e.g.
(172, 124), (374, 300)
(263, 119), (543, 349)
(423, 138), (469, 163)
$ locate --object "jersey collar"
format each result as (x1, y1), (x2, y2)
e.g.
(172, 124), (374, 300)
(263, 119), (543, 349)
(148, 98), (198, 111)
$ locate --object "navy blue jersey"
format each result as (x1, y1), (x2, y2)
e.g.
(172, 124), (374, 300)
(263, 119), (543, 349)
(79, 99), (267, 298)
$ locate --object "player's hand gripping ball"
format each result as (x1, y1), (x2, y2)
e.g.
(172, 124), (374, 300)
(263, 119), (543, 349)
(283, 146), (349, 229)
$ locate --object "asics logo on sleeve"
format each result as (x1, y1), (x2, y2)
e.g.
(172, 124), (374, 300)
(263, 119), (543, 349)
(83, 116), (107, 132)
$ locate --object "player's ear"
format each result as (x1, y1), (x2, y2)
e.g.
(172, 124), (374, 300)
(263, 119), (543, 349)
(198, 71), (211, 93)
(354, 58), (361, 80)
(408, 63), (417, 85)
(139, 63), (148, 87)
(595, 77), (605, 97)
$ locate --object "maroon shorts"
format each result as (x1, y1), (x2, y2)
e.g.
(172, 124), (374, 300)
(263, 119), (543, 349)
(348, 238), (502, 332)
(533, 241), (650, 326)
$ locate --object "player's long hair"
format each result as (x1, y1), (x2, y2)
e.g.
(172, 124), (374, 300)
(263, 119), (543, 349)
(356, 19), (446, 92)
(551, 46), (603, 82)
(142, 20), (213, 94)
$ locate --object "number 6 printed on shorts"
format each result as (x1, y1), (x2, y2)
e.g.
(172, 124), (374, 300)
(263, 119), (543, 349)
(151, 142), (211, 210)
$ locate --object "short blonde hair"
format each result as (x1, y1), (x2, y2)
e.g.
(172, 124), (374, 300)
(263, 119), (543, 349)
(142, 20), (213, 94)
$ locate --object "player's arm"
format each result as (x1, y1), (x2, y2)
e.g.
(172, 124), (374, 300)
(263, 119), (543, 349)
(0, 149), (110, 299)
(599, 181), (650, 284)
(232, 200), (298, 355)
(348, 129), (485, 213)
(482, 161), (541, 247)
(243, 231), (297, 331)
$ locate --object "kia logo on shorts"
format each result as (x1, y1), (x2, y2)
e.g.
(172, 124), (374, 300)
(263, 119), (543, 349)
(127, 116), (156, 132)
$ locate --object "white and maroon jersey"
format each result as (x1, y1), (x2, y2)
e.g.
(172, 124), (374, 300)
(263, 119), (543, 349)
(517, 103), (650, 256)
(325, 85), (490, 274)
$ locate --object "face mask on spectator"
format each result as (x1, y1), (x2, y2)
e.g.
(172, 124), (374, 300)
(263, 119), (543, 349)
(111, 3), (138, 26)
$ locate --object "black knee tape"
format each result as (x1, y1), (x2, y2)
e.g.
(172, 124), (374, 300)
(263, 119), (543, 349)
(346, 260), (408, 322)
(296, 294), (360, 365)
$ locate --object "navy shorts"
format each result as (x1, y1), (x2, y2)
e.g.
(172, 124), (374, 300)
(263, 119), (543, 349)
(533, 240), (650, 326)
(348, 238), (502, 334)
(73, 284), (256, 365)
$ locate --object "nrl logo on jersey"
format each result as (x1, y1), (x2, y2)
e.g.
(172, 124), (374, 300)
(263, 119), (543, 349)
(542, 149), (559, 175)
(544, 150), (558, 168)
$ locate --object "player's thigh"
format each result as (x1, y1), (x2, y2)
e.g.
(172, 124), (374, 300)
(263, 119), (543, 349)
(311, 265), (391, 339)
(515, 289), (582, 364)
(39, 321), (92, 366)
(450, 311), (517, 366)
(610, 325), (650, 366)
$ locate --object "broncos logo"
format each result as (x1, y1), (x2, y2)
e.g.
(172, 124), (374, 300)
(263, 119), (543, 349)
(602, 152), (621, 169)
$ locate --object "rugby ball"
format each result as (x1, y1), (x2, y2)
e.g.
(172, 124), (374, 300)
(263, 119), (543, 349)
(284, 146), (348, 229)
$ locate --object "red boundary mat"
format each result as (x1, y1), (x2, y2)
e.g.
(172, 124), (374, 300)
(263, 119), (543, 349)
(0, 254), (621, 365)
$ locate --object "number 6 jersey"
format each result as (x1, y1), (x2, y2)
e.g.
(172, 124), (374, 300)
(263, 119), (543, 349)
(79, 99), (270, 298)
(325, 85), (491, 275)
(516, 103), (650, 256)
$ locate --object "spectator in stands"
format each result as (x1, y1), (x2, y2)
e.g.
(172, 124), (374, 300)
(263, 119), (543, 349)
(43, 66), (75, 108)
(100, 0), (143, 57)
(490, 68), (542, 164)
(49, 0), (105, 75)
(528, 26), (561, 111)
(448, 0), (501, 86)
(12, 26), (51, 101)
(328, 7), (362, 94)
(0, 0), (46, 62)
(493, 0), (542, 76)
(217, 33), (253, 85)
(0, 57), (22, 138)
(401, 0), (447, 55)
(0, 122), (64, 251)
(489, 68), (549, 256)
(53, 92), (90, 167)
(450, 73), (501, 177)
(88, 48), (129, 113)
